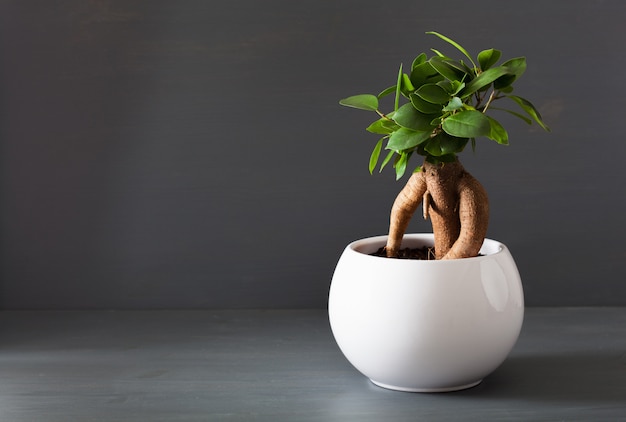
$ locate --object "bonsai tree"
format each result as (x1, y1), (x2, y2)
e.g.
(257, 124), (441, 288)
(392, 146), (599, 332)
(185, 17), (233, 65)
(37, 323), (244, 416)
(340, 32), (549, 260)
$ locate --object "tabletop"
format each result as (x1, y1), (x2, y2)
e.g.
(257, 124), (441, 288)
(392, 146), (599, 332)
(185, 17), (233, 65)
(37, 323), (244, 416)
(1, 307), (625, 421)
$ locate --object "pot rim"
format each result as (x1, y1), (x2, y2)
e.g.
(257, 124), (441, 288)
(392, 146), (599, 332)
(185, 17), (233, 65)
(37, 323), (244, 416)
(346, 233), (507, 262)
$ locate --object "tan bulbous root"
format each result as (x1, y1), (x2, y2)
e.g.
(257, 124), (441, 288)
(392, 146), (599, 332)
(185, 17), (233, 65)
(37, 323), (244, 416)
(385, 159), (489, 260)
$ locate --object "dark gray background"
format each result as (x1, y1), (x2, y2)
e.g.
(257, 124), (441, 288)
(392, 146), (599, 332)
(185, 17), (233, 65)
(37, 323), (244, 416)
(0, 0), (624, 309)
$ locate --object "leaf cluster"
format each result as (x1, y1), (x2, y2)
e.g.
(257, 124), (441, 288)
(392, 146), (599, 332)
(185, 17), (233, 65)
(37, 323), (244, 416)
(339, 32), (550, 180)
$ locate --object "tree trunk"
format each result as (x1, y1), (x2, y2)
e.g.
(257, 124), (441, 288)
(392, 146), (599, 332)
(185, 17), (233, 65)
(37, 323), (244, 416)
(385, 159), (489, 260)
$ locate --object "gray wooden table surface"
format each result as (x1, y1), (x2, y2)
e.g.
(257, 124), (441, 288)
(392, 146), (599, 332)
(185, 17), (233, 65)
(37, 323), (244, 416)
(1, 308), (625, 421)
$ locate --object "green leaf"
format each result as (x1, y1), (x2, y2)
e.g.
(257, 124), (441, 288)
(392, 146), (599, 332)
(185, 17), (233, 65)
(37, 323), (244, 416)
(506, 95), (551, 131)
(366, 117), (399, 134)
(424, 133), (469, 156)
(379, 150), (395, 172)
(502, 57), (527, 78)
(428, 56), (468, 82)
(491, 107), (532, 125)
(486, 116), (509, 145)
(410, 93), (442, 114)
(430, 48), (447, 58)
(394, 152), (409, 180)
(425, 153), (458, 164)
(339, 94), (379, 111)
(378, 85), (396, 99)
(410, 61), (442, 88)
(442, 110), (491, 138)
(442, 96), (464, 112)
(411, 53), (427, 70)
(430, 115), (444, 126)
(494, 57), (526, 90)
(426, 31), (477, 69)
(394, 63), (403, 111)
(416, 83), (450, 104)
(369, 139), (384, 174)
(493, 75), (516, 91)
(461, 66), (510, 98)
(386, 127), (431, 151)
(440, 80), (465, 96)
(393, 103), (437, 131)
(436, 80), (453, 93)
(477, 49), (501, 71)
(401, 73), (415, 93)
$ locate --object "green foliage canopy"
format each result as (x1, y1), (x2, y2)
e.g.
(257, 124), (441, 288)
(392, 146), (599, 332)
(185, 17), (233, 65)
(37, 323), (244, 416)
(339, 32), (550, 180)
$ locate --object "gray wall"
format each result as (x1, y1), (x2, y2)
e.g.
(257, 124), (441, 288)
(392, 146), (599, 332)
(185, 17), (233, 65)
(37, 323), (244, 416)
(1, 0), (624, 309)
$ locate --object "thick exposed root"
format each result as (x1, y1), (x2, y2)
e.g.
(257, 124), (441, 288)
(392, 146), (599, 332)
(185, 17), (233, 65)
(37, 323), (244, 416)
(385, 159), (489, 260)
(440, 174), (488, 260)
(385, 172), (426, 257)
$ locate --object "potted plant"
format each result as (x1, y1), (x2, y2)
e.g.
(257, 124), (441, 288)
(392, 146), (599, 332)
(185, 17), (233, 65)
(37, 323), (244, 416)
(328, 32), (549, 392)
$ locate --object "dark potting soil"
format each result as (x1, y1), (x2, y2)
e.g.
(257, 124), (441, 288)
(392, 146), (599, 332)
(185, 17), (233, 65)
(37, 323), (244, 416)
(370, 247), (484, 260)
(370, 246), (436, 260)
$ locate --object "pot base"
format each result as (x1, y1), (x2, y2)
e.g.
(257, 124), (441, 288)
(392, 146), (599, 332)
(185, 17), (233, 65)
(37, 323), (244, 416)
(370, 379), (482, 393)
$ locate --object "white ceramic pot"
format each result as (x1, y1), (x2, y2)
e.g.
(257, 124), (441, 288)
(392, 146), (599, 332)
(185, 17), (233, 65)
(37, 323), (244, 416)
(328, 233), (524, 392)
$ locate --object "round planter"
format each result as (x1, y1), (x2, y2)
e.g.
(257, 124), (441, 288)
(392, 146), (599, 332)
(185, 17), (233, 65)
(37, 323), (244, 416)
(328, 233), (524, 392)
